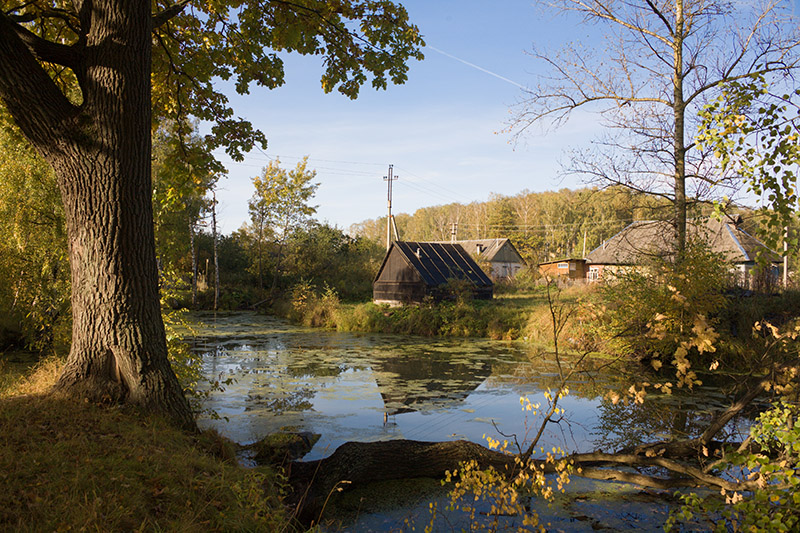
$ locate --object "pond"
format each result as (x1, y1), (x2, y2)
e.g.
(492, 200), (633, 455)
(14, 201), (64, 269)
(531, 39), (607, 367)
(190, 311), (745, 531)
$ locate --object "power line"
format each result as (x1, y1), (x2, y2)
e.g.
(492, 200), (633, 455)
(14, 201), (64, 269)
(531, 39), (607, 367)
(395, 180), (457, 204)
(213, 147), (386, 168)
(439, 219), (636, 230)
(395, 166), (475, 203)
(211, 148), (481, 203)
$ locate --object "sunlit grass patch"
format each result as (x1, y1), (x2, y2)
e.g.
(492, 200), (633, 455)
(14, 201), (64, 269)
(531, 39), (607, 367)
(0, 394), (287, 531)
(0, 353), (63, 398)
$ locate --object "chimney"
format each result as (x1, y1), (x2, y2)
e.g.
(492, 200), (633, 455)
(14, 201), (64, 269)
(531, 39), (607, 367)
(415, 247), (421, 259)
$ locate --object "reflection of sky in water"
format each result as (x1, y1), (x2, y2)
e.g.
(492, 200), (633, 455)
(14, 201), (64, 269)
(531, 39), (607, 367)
(191, 312), (744, 461)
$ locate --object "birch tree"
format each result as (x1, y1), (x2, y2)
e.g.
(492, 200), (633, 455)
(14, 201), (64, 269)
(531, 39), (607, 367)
(511, 0), (800, 255)
(248, 158), (318, 294)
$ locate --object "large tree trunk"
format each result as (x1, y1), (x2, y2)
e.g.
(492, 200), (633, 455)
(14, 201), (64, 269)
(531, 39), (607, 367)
(52, 146), (194, 427)
(0, 0), (195, 429)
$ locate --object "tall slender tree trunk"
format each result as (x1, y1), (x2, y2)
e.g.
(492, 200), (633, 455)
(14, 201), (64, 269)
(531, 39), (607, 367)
(0, 1), (194, 429)
(673, 0), (687, 258)
(270, 241), (285, 296)
(270, 220), (290, 296)
(190, 221), (198, 308)
(257, 218), (264, 290)
(212, 190), (220, 310)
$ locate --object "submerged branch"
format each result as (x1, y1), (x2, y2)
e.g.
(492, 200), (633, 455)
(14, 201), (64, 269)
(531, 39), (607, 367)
(284, 435), (766, 522)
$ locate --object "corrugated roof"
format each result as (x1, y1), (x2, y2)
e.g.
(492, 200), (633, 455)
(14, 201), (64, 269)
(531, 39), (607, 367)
(393, 241), (493, 288)
(437, 238), (526, 264)
(585, 218), (781, 265)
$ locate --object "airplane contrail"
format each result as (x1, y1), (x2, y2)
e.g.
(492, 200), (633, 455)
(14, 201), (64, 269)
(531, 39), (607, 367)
(426, 45), (527, 90)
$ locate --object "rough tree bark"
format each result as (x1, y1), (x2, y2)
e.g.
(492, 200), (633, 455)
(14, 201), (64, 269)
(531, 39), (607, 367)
(0, 2), (195, 429)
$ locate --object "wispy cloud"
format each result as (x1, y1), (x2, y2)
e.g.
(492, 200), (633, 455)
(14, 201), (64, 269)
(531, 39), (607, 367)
(427, 45), (527, 90)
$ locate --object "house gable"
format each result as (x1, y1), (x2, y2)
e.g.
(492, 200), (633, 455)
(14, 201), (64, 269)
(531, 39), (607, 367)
(448, 239), (525, 265)
(373, 241), (493, 304)
(374, 247), (423, 284)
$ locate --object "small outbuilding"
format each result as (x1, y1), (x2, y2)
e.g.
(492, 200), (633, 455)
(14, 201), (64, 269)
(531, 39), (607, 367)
(538, 258), (587, 281)
(373, 241), (494, 305)
(451, 238), (526, 279)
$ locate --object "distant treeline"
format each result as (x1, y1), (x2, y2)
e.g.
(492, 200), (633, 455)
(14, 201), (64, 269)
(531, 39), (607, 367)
(349, 187), (782, 265)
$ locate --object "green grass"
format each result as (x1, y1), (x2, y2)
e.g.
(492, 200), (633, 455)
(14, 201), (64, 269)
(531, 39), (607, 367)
(279, 283), (595, 342)
(0, 355), (291, 532)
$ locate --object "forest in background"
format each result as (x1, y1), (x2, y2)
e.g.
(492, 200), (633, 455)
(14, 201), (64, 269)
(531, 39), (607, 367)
(349, 187), (795, 267)
(2, 110), (796, 355)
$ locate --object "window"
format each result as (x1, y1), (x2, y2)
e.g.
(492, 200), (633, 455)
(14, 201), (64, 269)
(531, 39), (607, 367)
(557, 262), (568, 269)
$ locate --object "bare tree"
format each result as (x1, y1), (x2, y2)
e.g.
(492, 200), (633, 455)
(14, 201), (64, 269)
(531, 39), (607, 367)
(511, 0), (800, 254)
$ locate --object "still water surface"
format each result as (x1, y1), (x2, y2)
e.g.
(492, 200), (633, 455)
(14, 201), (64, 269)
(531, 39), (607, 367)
(190, 312), (744, 530)
(191, 312), (743, 461)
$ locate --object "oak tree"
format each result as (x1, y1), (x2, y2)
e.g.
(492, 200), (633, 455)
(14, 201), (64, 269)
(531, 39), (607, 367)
(0, 0), (423, 428)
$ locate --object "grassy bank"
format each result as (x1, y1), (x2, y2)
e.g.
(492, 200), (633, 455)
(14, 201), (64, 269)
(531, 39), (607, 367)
(280, 283), (592, 342)
(0, 355), (289, 532)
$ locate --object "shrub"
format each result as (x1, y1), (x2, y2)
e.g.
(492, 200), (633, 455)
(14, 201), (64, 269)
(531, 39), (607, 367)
(493, 266), (540, 294)
(288, 281), (341, 328)
(590, 242), (731, 364)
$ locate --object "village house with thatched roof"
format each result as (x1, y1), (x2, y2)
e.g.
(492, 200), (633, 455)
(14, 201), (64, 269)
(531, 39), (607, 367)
(373, 241), (493, 306)
(584, 216), (782, 288)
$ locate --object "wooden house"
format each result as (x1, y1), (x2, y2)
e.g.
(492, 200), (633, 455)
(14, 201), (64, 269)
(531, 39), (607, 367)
(373, 241), (493, 305)
(447, 238), (526, 279)
(585, 217), (782, 287)
(538, 258), (587, 281)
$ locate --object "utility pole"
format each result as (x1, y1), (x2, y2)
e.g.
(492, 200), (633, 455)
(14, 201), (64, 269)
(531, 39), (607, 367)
(450, 222), (458, 243)
(384, 165), (398, 250)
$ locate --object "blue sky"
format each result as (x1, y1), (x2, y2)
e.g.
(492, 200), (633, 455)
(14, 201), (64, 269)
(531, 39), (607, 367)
(210, 1), (605, 233)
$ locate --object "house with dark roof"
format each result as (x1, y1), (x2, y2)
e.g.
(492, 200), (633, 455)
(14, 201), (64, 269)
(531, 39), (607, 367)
(584, 217), (782, 287)
(446, 238), (526, 279)
(373, 241), (493, 305)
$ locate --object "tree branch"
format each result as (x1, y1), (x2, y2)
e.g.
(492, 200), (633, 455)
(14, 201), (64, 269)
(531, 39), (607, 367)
(0, 12), (78, 154)
(152, 0), (192, 29)
(6, 16), (79, 69)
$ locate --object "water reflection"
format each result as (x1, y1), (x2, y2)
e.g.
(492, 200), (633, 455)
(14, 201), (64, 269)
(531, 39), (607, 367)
(190, 312), (749, 461)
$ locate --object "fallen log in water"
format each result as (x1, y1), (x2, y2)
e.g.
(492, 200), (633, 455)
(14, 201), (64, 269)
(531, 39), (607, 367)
(285, 439), (518, 521)
(282, 437), (762, 523)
